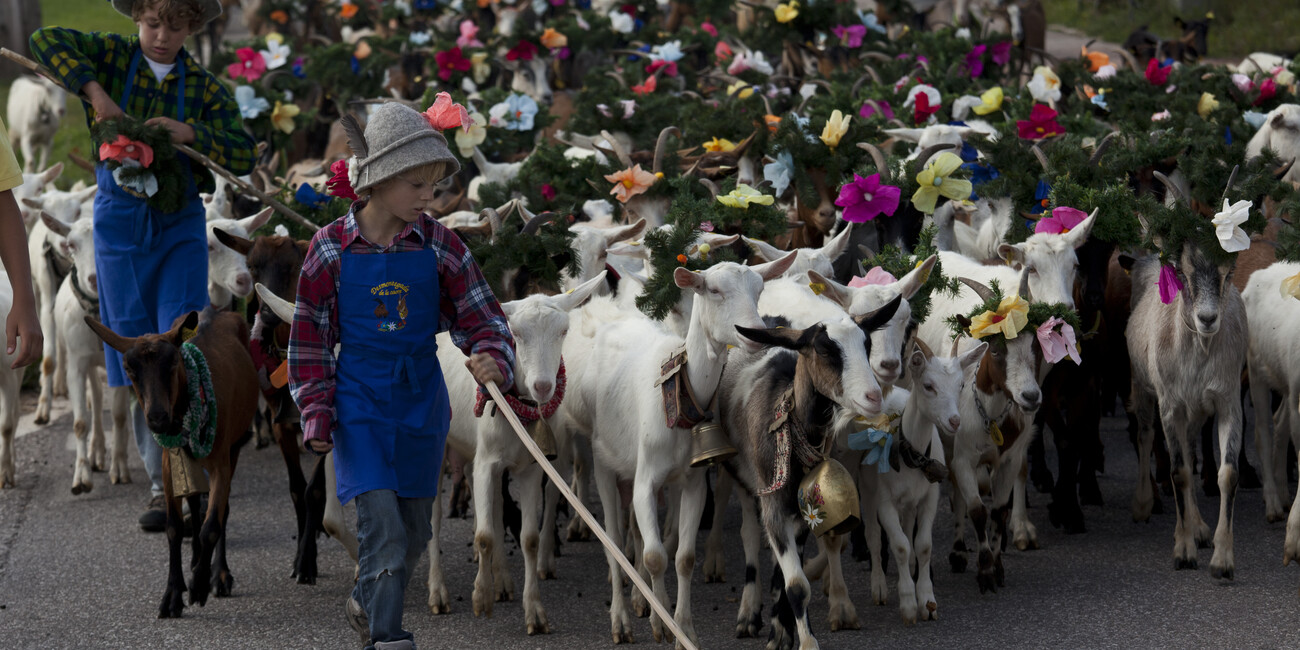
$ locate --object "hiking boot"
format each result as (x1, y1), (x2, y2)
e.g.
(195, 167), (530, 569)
(346, 596), (370, 647)
(374, 641), (414, 650)
(139, 494), (166, 532)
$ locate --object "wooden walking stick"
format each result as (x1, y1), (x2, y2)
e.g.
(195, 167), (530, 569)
(1, 47), (319, 232)
(484, 380), (699, 650)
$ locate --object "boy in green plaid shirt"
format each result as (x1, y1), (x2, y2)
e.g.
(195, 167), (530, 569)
(31, 0), (255, 531)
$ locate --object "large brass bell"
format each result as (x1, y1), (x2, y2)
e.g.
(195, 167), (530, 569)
(797, 458), (860, 537)
(167, 447), (209, 498)
(690, 420), (737, 467)
(526, 417), (558, 460)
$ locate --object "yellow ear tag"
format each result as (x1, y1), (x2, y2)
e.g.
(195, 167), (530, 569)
(808, 282), (826, 296)
(988, 420), (1004, 446)
(181, 328), (197, 342)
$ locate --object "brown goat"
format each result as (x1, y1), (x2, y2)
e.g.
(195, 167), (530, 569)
(86, 309), (257, 618)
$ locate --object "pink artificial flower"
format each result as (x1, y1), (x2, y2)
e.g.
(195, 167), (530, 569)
(646, 59), (678, 77)
(541, 184), (556, 201)
(835, 173), (901, 223)
(1036, 317), (1080, 364)
(227, 47), (267, 82)
(1232, 73), (1253, 92)
(991, 41), (1012, 65)
(848, 266), (898, 288)
(457, 20), (483, 48)
(99, 134), (154, 168)
(715, 41), (733, 62)
(699, 221), (715, 232)
(326, 159), (358, 201)
(1145, 58), (1171, 85)
(832, 24), (867, 48)
(859, 100), (894, 120)
(1157, 264), (1183, 304)
(1034, 206), (1088, 235)
(423, 92), (472, 132)
(1018, 104), (1065, 139)
(701, 22), (718, 37)
(596, 104), (612, 118)
(618, 99), (636, 119)
(1254, 78), (1277, 106)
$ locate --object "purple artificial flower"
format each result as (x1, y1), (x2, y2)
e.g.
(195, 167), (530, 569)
(1157, 264), (1184, 304)
(835, 173), (901, 223)
(964, 44), (986, 78)
(859, 99), (894, 120)
(832, 24), (867, 48)
(991, 41), (1012, 66)
(1034, 206), (1087, 234)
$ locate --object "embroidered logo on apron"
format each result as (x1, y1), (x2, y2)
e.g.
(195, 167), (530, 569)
(370, 281), (411, 332)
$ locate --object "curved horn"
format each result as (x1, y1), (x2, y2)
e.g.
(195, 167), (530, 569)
(698, 177), (721, 199)
(1222, 164), (1239, 203)
(1031, 143), (1050, 171)
(653, 126), (681, 174)
(1115, 47), (1140, 72)
(1018, 268), (1033, 302)
(861, 51), (893, 63)
(909, 143), (958, 174)
(1021, 210), (1043, 221)
(520, 212), (551, 235)
(857, 142), (891, 182)
(255, 283), (296, 323)
(850, 66), (881, 97)
(1088, 131), (1118, 166)
(599, 130), (634, 168)
(1152, 170), (1185, 203)
(604, 71), (629, 89)
(481, 207), (505, 242)
(958, 276), (997, 303)
(1274, 158), (1296, 180)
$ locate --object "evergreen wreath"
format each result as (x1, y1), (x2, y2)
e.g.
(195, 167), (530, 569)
(945, 279), (1080, 343)
(860, 223), (961, 324)
(467, 211), (580, 298)
(90, 118), (188, 214)
(634, 206), (740, 321)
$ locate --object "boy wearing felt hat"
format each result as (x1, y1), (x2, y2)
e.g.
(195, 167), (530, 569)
(288, 102), (515, 650)
(30, 0), (255, 531)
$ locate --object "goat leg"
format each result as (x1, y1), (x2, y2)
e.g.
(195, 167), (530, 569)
(293, 454), (328, 585)
(159, 455), (187, 618)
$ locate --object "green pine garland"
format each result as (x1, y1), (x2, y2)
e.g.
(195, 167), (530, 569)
(467, 211), (580, 298)
(90, 118), (188, 214)
(945, 279), (1080, 342)
(860, 223), (961, 324)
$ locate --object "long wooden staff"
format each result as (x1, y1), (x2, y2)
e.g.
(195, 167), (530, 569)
(1, 47), (319, 232)
(484, 380), (699, 650)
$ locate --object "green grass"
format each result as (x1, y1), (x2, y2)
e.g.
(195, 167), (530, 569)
(2, 0), (135, 189)
(1044, 0), (1300, 61)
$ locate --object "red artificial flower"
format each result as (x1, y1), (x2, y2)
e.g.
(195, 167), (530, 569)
(1254, 78), (1278, 106)
(1145, 58), (1171, 85)
(913, 92), (939, 125)
(632, 75), (657, 95)
(506, 40), (538, 62)
(99, 134), (154, 168)
(435, 47), (471, 81)
(226, 47), (267, 82)
(1017, 103), (1066, 140)
(701, 22), (718, 37)
(325, 159), (358, 201)
(423, 92), (472, 132)
(541, 184), (557, 201)
(645, 59), (678, 77)
(715, 41), (733, 62)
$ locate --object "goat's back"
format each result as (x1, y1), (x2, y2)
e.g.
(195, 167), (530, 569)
(1242, 261), (1300, 393)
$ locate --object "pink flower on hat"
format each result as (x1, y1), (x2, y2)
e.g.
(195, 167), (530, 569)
(423, 92), (472, 132)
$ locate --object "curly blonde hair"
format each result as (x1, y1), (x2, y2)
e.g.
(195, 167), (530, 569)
(131, 0), (206, 32)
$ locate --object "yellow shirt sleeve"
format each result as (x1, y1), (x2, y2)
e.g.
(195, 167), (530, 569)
(0, 116), (22, 193)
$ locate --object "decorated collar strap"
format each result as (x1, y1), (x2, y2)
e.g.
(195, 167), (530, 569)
(151, 342), (218, 460)
(654, 347), (710, 429)
(755, 387), (826, 496)
(847, 413), (948, 482)
(474, 360), (567, 425)
(974, 392), (1013, 446)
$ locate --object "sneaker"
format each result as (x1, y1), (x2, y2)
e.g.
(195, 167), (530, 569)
(139, 494), (166, 532)
(346, 596), (370, 647)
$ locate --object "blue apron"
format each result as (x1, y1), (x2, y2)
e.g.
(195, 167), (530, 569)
(333, 245), (450, 504)
(94, 48), (207, 387)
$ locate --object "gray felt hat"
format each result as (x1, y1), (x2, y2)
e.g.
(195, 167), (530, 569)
(352, 103), (460, 193)
(111, 0), (224, 26)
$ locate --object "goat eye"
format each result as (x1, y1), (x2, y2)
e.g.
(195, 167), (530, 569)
(924, 383), (935, 392)
(1027, 267), (1038, 274)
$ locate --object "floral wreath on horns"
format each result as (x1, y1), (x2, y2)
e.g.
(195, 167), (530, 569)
(946, 276), (1082, 365)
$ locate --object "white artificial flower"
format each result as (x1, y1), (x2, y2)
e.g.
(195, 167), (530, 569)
(951, 94), (982, 120)
(1212, 198), (1253, 253)
(488, 100), (510, 127)
(903, 83), (940, 110)
(393, 0), (411, 16)
(1027, 66), (1061, 106)
(1095, 64), (1116, 79)
(799, 83), (816, 99)
(275, 224), (290, 237)
(650, 40), (683, 63)
(260, 39), (291, 70)
(347, 155), (360, 187)
(955, 27), (972, 40)
(608, 10), (634, 34)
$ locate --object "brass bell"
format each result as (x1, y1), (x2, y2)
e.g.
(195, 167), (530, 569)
(526, 417), (558, 461)
(690, 420), (737, 468)
(167, 447), (209, 498)
(797, 458), (860, 537)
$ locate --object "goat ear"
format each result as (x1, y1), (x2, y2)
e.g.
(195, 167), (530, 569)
(751, 250), (798, 281)
(255, 283), (296, 323)
(605, 218), (647, 245)
(895, 255), (937, 300)
(167, 311), (200, 345)
(39, 211), (71, 237)
(997, 243), (1025, 268)
(20, 198), (43, 212)
(239, 207), (275, 234)
(908, 342), (926, 370)
(214, 227), (255, 255)
(958, 341), (989, 370)
(855, 294), (903, 333)
(734, 324), (807, 351)
(606, 241), (649, 259)
(819, 223), (854, 262)
(1062, 209), (1098, 249)
(742, 236), (785, 262)
(701, 233), (740, 248)
(808, 271), (852, 309)
(84, 316), (134, 353)
(557, 271), (608, 312)
(38, 162), (64, 187)
(673, 267), (704, 292)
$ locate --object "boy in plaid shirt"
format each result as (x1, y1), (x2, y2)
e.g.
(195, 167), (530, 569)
(31, 0), (255, 530)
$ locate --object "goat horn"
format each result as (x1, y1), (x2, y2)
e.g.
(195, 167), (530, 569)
(604, 71), (629, 89)
(599, 130), (634, 168)
(1018, 269), (1033, 302)
(1152, 171), (1185, 204)
(654, 126), (681, 175)
(958, 276), (997, 303)
(857, 244), (873, 259)
(255, 283), (296, 323)
(850, 66), (881, 97)
(861, 51), (893, 63)
(1222, 164), (1240, 203)
(1273, 159), (1295, 180)
(857, 142), (891, 182)
(1021, 210), (1043, 221)
(698, 177), (721, 199)
(610, 49), (649, 59)
(1031, 144), (1050, 171)
(66, 151), (96, 173)
(1088, 131), (1118, 167)
(910, 143), (957, 175)
(520, 212), (550, 235)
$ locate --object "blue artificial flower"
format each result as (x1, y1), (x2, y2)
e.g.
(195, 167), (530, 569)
(414, 0), (437, 9)
(491, 93), (540, 131)
(1225, 125), (1233, 145)
(350, 55), (360, 74)
(958, 140), (979, 163)
(234, 85), (269, 119)
(764, 151), (795, 197)
(961, 161), (999, 200)
(409, 31), (432, 46)
(1243, 110), (1268, 130)
(651, 40), (684, 63)
(858, 10), (887, 34)
(291, 57), (306, 79)
(1031, 179), (1051, 214)
(1090, 93), (1109, 111)
(789, 111), (817, 143)
(848, 426), (893, 473)
(295, 182), (331, 209)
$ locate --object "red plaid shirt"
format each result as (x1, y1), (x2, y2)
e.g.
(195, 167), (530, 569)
(288, 205), (515, 447)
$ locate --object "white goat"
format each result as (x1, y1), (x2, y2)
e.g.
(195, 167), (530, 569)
(5, 76), (66, 172)
(558, 253), (796, 645)
(42, 214), (132, 493)
(12, 163), (63, 232)
(1128, 245), (1246, 579)
(207, 208), (273, 308)
(1242, 261), (1300, 524)
(0, 275), (26, 488)
(468, 146), (525, 204)
(884, 122), (997, 163)
(863, 339), (986, 623)
(1245, 104), (1300, 185)
(430, 273), (606, 633)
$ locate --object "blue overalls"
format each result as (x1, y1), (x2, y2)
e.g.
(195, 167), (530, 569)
(333, 245), (450, 504)
(94, 48), (207, 388)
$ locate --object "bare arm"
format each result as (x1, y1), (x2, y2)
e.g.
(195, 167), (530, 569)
(0, 190), (42, 367)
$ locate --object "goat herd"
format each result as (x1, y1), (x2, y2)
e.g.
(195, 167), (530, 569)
(4, 1), (1300, 649)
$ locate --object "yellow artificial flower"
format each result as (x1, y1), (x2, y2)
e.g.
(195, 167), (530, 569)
(820, 109), (850, 148)
(775, 1), (799, 23)
(271, 101), (299, 134)
(727, 81), (754, 99)
(968, 294), (1030, 340)
(1197, 92), (1220, 118)
(455, 112), (488, 158)
(604, 164), (657, 203)
(471, 52), (491, 84)
(265, 32), (285, 47)
(972, 86), (1004, 115)
(911, 152), (972, 214)
(702, 137), (736, 153)
(1281, 271), (1300, 300)
(717, 183), (775, 208)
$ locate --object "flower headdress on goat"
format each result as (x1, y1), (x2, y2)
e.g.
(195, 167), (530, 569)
(947, 276), (1081, 364)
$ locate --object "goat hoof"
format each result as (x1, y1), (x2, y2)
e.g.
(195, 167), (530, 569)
(735, 611), (762, 638)
(158, 587), (185, 619)
(527, 621), (551, 636)
(188, 575), (211, 607)
(295, 560), (317, 585)
(948, 551), (967, 574)
(1174, 556), (1198, 571)
(213, 570), (234, 597)
(977, 571), (997, 594)
(1210, 564), (1234, 580)
(33, 414), (49, 426)
(71, 483), (85, 496)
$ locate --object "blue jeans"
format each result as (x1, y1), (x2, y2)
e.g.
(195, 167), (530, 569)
(354, 489), (434, 649)
(131, 399), (163, 496)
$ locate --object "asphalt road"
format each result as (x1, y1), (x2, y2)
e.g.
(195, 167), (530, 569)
(1, 388), (1299, 650)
